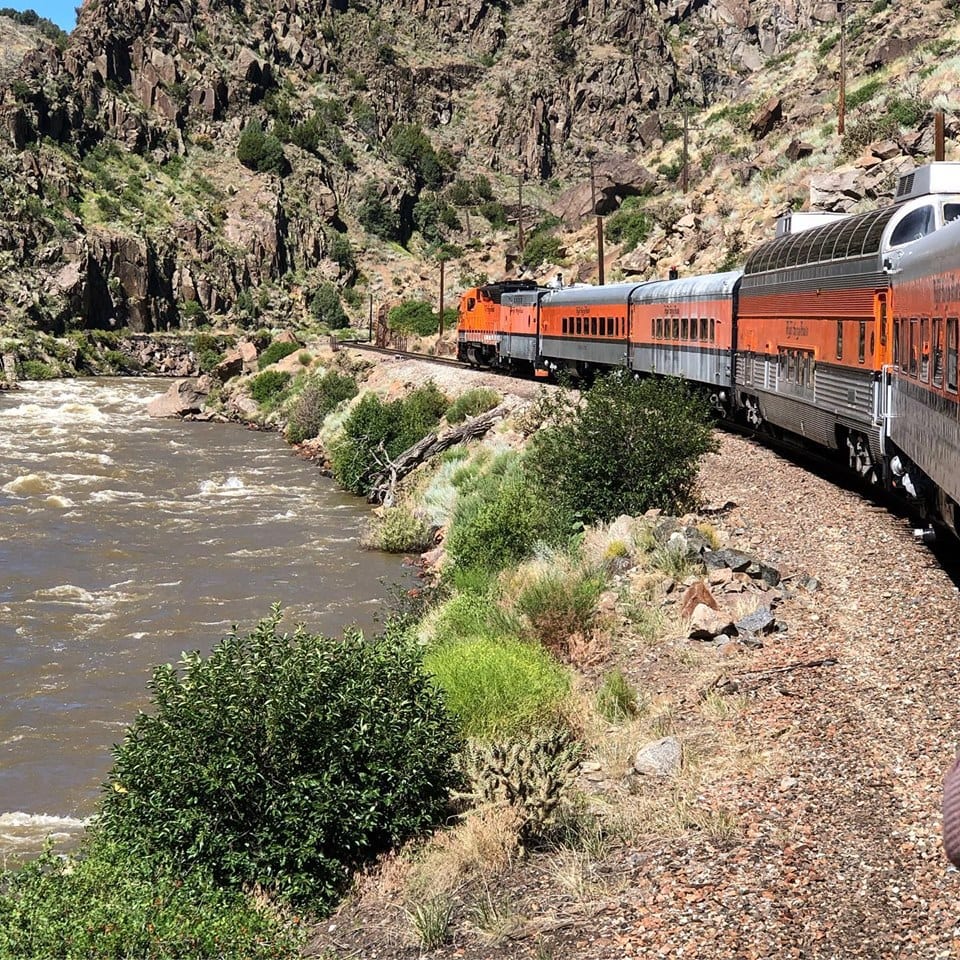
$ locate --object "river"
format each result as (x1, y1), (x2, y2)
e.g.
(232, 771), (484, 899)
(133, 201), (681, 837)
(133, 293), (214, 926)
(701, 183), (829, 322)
(0, 378), (407, 860)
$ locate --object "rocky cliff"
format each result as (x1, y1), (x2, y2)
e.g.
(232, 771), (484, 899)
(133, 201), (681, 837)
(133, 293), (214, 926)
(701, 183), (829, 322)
(1, 0), (958, 336)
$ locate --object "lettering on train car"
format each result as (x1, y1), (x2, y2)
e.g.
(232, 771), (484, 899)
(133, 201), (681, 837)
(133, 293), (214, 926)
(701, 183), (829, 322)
(785, 321), (810, 338)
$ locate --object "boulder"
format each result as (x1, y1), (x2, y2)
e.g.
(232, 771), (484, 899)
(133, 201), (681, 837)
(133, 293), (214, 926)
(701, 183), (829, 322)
(750, 97), (782, 139)
(634, 736), (682, 778)
(785, 139), (814, 162)
(551, 158), (656, 226)
(147, 378), (208, 418)
(735, 605), (776, 636)
(688, 602), (736, 641)
(809, 168), (864, 212)
(679, 580), (718, 621)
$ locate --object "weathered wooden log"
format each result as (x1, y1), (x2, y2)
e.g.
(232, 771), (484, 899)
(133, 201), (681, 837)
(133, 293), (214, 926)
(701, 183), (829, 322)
(366, 400), (516, 505)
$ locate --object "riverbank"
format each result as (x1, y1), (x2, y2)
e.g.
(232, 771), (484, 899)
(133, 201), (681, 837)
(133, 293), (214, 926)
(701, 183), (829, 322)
(302, 423), (960, 960)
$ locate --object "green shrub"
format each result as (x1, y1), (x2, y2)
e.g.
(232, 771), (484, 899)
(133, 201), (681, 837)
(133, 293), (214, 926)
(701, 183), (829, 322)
(258, 340), (300, 369)
(358, 181), (401, 241)
(285, 370), (358, 444)
(887, 95), (928, 127)
(424, 636), (570, 739)
(596, 669), (639, 722)
(248, 369), (291, 406)
(515, 566), (605, 660)
(237, 120), (287, 176)
(605, 199), (651, 253)
(478, 201), (508, 228)
(365, 506), (433, 553)
(527, 374), (717, 525)
(520, 232), (563, 269)
(310, 282), (348, 329)
(19, 359), (58, 380)
(103, 348), (141, 373)
(385, 122), (444, 189)
(198, 349), (222, 373)
(445, 455), (570, 575)
(388, 299), (439, 337)
(846, 78), (882, 111)
(331, 384), (448, 495)
(446, 387), (500, 424)
(0, 837), (302, 960)
(98, 609), (461, 908)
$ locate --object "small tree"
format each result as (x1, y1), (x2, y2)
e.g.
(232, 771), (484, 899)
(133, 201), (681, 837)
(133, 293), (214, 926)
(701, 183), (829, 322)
(527, 373), (717, 525)
(310, 282), (349, 329)
(388, 299), (437, 337)
(98, 609), (461, 909)
(237, 120), (287, 175)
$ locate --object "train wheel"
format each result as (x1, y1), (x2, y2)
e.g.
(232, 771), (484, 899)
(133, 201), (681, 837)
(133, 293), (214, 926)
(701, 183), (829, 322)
(744, 396), (763, 428)
(846, 432), (877, 483)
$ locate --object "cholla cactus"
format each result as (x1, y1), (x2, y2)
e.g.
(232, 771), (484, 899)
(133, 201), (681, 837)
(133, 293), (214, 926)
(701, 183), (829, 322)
(464, 729), (581, 841)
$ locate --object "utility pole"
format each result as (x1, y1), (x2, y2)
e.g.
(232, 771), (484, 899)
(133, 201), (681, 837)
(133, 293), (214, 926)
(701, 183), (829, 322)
(681, 102), (690, 194)
(589, 158), (605, 285)
(936, 110), (946, 161)
(368, 293), (373, 342)
(517, 169), (525, 254)
(438, 258), (445, 336)
(838, 0), (846, 135)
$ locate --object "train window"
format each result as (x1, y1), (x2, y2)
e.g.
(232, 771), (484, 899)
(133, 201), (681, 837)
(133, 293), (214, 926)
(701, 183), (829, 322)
(690, 319), (698, 342)
(858, 322), (866, 364)
(681, 318), (688, 339)
(562, 317), (567, 335)
(934, 319), (944, 388)
(672, 317), (680, 339)
(700, 318), (708, 341)
(710, 318), (716, 342)
(575, 317), (581, 335)
(949, 318), (958, 392)
(890, 205), (935, 247)
(945, 203), (960, 224)
(909, 319), (919, 377)
(921, 318), (930, 381)
(895, 319), (905, 368)
(589, 316), (595, 336)
(467, 297), (476, 311)
(836, 321), (843, 360)
(879, 295), (888, 347)
(654, 317), (661, 339)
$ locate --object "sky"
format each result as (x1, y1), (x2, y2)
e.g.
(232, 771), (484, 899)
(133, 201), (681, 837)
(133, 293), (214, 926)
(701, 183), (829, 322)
(5, 1), (77, 31)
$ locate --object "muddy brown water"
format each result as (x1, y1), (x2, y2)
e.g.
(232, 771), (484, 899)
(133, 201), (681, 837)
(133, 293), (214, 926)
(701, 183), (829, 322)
(0, 378), (408, 860)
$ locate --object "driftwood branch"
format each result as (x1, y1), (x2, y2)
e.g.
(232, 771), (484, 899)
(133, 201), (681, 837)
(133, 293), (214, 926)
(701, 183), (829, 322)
(366, 400), (516, 505)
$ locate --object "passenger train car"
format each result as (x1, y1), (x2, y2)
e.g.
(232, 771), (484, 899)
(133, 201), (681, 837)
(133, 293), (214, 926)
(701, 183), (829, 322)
(456, 161), (960, 535)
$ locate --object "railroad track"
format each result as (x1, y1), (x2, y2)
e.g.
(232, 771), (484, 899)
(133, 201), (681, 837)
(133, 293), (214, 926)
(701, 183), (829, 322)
(336, 340), (467, 369)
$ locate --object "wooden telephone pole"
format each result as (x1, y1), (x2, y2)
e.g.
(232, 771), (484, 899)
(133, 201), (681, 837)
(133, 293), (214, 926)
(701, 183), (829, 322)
(589, 158), (605, 285)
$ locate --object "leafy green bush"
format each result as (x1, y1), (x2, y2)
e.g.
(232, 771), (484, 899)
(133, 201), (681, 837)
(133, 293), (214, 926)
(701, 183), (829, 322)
(605, 198), (651, 253)
(388, 299), (439, 337)
(0, 837), (301, 960)
(358, 181), (402, 241)
(310, 282), (348, 329)
(445, 454), (570, 575)
(385, 122), (444, 188)
(478, 201), (508, 228)
(446, 387), (500, 424)
(846, 78), (882, 111)
(19, 359), (58, 380)
(521, 232), (563, 269)
(527, 373), (716, 525)
(104, 349), (141, 373)
(424, 636), (570, 739)
(98, 609), (461, 908)
(331, 383), (448, 495)
(237, 120), (287, 175)
(285, 370), (358, 444)
(365, 506), (433, 553)
(258, 340), (300, 369)
(248, 369), (291, 406)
